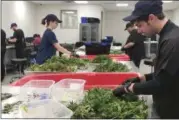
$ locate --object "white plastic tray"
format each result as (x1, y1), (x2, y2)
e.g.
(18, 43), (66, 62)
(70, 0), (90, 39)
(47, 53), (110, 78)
(19, 99), (73, 118)
(52, 79), (86, 104)
(19, 80), (55, 102)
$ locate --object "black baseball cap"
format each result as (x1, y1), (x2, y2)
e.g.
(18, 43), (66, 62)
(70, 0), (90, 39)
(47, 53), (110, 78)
(10, 23), (17, 28)
(125, 22), (134, 30)
(123, 0), (163, 22)
(45, 14), (62, 23)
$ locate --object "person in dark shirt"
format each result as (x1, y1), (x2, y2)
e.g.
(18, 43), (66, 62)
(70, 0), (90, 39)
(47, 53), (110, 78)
(33, 34), (41, 51)
(122, 23), (133, 58)
(122, 22), (145, 67)
(1, 29), (6, 81)
(8, 23), (26, 73)
(8, 23), (25, 58)
(36, 14), (72, 64)
(113, 1), (179, 119)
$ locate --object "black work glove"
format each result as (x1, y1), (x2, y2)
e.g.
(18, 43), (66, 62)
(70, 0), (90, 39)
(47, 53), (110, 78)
(113, 83), (131, 97)
(122, 77), (141, 85)
(121, 47), (127, 51)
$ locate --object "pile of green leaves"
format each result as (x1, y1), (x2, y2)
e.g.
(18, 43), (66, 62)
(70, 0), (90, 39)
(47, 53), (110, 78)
(29, 63), (76, 72)
(2, 101), (22, 114)
(92, 55), (112, 63)
(110, 50), (123, 54)
(67, 57), (90, 68)
(93, 61), (129, 72)
(29, 56), (90, 72)
(1, 93), (12, 101)
(68, 88), (148, 119)
(45, 56), (90, 67)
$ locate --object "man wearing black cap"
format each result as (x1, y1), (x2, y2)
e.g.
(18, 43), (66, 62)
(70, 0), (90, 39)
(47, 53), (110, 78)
(113, 0), (179, 119)
(122, 22), (145, 68)
(8, 23), (25, 73)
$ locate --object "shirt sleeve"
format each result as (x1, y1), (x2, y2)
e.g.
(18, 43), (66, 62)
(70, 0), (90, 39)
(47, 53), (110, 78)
(145, 73), (154, 81)
(1, 30), (6, 48)
(129, 31), (139, 44)
(160, 38), (179, 76)
(130, 31), (145, 45)
(47, 32), (58, 44)
(133, 70), (172, 95)
(125, 36), (131, 44)
(13, 30), (24, 43)
(1, 29), (6, 40)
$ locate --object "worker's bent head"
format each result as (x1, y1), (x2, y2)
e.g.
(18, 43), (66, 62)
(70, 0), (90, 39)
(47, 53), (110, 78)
(10, 23), (17, 31)
(123, 1), (166, 37)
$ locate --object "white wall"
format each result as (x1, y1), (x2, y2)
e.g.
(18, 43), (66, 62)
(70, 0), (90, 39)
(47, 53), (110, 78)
(2, 1), (176, 43)
(35, 4), (103, 43)
(2, 1), (37, 37)
(103, 11), (130, 44)
(103, 10), (174, 44)
(165, 10), (174, 21)
(173, 8), (179, 26)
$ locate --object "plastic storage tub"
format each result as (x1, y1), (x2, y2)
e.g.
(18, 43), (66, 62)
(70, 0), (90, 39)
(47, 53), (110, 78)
(10, 73), (139, 90)
(19, 99), (73, 118)
(19, 80), (55, 102)
(85, 43), (111, 55)
(52, 79), (86, 104)
(24, 70), (78, 75)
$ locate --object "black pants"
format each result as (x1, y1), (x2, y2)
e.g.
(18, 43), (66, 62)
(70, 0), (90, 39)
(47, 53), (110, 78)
(132, 59), (141, 68)
(15, 47), (25, 73)
(1, 49), (6, 81)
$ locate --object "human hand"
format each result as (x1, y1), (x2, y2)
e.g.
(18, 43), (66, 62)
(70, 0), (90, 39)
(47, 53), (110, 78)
(113, 83), (131, 97)
(70, 52), (80, 58)
(122, 77), (141, 85)
(62, 53), (70, 58)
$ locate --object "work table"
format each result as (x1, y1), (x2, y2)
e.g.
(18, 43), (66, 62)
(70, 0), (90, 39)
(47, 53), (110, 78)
(6, 43), (34, 49)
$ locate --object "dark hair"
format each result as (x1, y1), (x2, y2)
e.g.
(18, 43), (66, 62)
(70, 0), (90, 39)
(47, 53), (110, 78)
(41, 18), (51, 26)
(11, 23), (17, 28)
(33, 34), (40, 38)
(136, 13), (165, 22)
(41, 14), (61, 26)
(41, 18), (46, 25)
(41, 17), (56, 26)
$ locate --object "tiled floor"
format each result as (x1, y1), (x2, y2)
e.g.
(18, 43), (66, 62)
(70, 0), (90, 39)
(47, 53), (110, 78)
(1, 73), (23, 85)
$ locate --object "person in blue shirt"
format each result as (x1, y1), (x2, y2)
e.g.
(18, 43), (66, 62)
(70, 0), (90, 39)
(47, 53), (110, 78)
(36, 14), (72, 64)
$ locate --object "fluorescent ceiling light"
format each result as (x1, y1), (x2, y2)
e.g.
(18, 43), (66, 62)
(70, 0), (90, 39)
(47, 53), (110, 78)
(163, 1), (173, 3)
(65, 11), (75, 14)
(74, 1), (88, 4)
(116, 3), (128, 7)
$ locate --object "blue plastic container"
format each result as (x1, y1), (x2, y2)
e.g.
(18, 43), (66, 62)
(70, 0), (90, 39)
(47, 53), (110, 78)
(84, 42), (92, 46)
(100, 42), (108, 46)
(105, 36), (113, 43)
(81, 17), (88, 23)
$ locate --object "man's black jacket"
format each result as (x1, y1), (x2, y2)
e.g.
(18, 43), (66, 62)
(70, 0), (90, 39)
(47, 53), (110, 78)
(133, 20), (179, 119)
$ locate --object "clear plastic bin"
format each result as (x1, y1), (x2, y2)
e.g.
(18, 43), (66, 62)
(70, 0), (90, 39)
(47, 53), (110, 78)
(19, 99), (73, 118)
(52, 79), (86, 104)
(19, 80), (55, 102)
